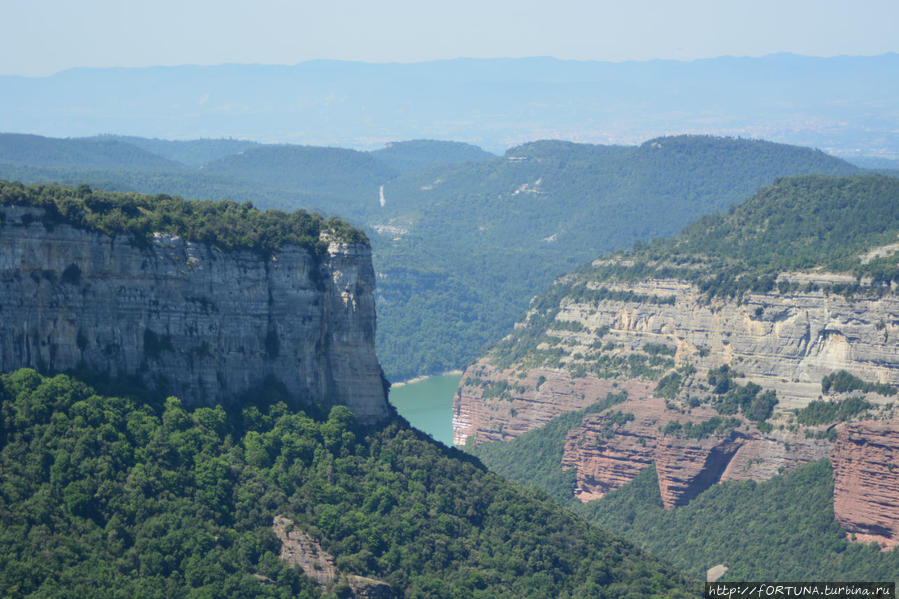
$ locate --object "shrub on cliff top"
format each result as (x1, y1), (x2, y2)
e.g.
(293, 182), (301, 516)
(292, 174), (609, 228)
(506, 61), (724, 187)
(0, 180), (368, 252)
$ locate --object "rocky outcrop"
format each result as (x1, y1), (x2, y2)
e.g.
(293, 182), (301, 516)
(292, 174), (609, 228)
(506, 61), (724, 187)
(832, 420), (899, 548)
(549, 277), (899, 411)
(454, 360), (653, 445)
(272, 515), (338, 587)
(720, 432), (832, 482)
(654, 431), (746, 508)
(0, 204), (389, 422)
(561, 397), (832, 508)
(272, 516), (393, 597)
(455, 274), (898, 514)
(561, 397), (667, 502)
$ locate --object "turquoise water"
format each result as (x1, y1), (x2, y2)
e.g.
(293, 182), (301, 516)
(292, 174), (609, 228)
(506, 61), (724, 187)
(389, 374), (461, 446)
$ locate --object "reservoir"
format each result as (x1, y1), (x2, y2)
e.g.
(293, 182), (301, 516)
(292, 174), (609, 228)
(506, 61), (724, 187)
(389, 374), (461, 446)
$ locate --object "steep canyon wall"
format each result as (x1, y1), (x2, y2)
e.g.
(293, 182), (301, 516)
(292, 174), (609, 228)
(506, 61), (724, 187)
(0, 204), (389, 422)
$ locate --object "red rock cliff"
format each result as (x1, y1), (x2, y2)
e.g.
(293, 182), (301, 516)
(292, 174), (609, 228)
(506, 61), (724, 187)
(832, 419), (899, 549)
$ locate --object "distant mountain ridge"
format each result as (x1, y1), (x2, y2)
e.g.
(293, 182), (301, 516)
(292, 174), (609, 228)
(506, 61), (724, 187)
(86, 135), (260, 165)
(0, 133), (186, 171)
(370, 140), (496, 173)
(1, 54), (898, 157)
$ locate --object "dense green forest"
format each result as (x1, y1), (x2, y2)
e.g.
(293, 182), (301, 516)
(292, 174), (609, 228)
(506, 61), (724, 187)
(0, 133), (866, 380)
(0, 369), (696, 598)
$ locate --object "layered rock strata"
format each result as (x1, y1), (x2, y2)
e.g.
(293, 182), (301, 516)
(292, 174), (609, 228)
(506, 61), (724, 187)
(455, 275), (898, 513)
(654, 431), (746, 508)
(454, 360), (653, 445)
(560, 397), (832, 508)
(548, 277), (899, 411)
(832, 420), (899, 548)
(455, 276), (899, 447)
(0, 204), (389, 422)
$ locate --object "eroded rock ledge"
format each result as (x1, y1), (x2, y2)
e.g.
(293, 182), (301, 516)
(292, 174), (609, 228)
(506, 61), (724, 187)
(560, 396), (832, 508)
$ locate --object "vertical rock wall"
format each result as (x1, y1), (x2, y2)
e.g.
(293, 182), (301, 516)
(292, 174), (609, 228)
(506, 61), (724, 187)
(0, 205), (389, 422)
(832, 420), (899, 548)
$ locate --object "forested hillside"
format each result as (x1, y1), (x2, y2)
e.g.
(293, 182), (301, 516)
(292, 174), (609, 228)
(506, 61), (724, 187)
(0, 133), (185, 171)
(0, 369), (695, 598)
(0, 133), (864, 380)
(370, 137), (860, 378)
(369, 140), (496, 173)
(202, 145), (397, 202)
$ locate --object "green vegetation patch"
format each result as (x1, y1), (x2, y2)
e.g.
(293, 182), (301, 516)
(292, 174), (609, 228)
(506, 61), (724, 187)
(661, 417), (740, 440)
(570, 175), (899, 302)
(0, 369), (693, 598)
(795, 396), (873, 426)
(705, 366), (778, 422)
(821, 370), (897, 397)
(0, 180), (367, 254)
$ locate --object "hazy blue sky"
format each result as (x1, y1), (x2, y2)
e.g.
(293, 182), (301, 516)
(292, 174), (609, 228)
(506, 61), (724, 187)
(4, 0), (898, 76)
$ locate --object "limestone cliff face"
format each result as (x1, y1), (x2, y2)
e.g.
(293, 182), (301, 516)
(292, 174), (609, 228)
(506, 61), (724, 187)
(455, 275), (899, 445)
(0, 204), (389, 422)
(549, 277), (899, 411)
(832, 420), (899, 548)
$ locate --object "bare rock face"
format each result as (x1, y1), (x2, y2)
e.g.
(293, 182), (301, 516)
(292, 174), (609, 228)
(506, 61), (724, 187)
(720, 432), (832, 483)
(456, 273), (898, 519)
(455, 276), (899, 446)
(832, 420), (899, 548)
(561, 397), (666, 502)
(272, 516), (393, 597)
(561, 397), (832, 508)
(654, 431), (746, 508)
(272, 515), (338, 587)
(0, 205), (389, 422)
(548, 277), (899, 411)
(453, 359), (653, 446)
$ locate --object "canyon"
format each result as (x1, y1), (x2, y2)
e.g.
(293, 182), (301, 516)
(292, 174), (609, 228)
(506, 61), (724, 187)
(455, 274), (899, 544)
